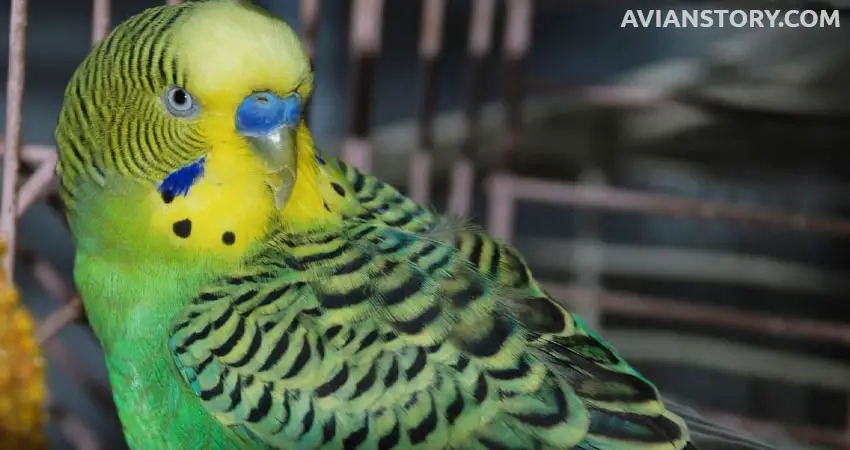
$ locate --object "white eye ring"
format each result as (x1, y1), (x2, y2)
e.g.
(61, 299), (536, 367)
(164, 85), (198, 117)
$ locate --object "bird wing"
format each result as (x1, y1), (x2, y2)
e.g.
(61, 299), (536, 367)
(165, 160), (814, 450)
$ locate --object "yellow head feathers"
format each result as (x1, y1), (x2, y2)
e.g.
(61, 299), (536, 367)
(173, 0), (312, 119)
(54, 0), (320, 266)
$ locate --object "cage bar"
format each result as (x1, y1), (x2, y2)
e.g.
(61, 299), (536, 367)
(300, 0), (319, 125)
(2, 0), (29, 282)
(447, 0), (496, 216)
(342, 0), (384, 172)
(499, 0), (533, 162)
(490, 175), (850, 238)
(91, 0), (110, 45)
(407, 0), (446, 204)
(548, 285), (850, 346)
(300, 0), (320, 62)
(485, 0), (534, 239)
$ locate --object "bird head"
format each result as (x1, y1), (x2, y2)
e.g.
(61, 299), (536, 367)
(55, 0), (316, 264)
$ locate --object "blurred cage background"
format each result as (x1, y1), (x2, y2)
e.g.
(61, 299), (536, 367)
(1, 0), (850, 449)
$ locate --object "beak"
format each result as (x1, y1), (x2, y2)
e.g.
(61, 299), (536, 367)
(235, 91), (302, 209)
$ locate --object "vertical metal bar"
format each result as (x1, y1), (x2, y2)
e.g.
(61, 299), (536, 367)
(485, 174), (516, 242)
(447, 0), (496, 216)
(300, 0), (320, 126)
(92, 0), (111, 45)
(484, 0), (533, 238)
(573, 110), (621, 332)
(500, 0), (533, 163)
(1, 0), (29, 282)
(343, 0), (384, 172)
(408, 0), (446, 204)
(571, 169), (606, 331)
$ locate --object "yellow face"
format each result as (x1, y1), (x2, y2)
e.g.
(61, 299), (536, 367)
(56, 1), (315, 265)
(148, 1), (313, 259)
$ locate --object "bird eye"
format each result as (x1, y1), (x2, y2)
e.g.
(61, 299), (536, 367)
(164, 86), (198, 117)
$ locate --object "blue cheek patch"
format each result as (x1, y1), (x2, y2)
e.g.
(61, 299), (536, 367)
(158, 156), (206, 199)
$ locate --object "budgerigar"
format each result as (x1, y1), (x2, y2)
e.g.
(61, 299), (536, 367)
(55, 1), (807, 449)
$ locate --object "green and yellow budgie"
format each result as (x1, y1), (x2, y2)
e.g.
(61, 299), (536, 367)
(54, 1), (806, 449)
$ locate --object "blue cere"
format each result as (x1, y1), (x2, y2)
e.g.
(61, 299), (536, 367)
(235, 91), (302, 137)
(158, 156), (206, 198)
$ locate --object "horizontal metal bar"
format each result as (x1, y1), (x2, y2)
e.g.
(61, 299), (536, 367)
(545, 282), (850, 346)
(606, 330), (850, 391)
(488, 174), (850, 238)
(518, 237), (850, 296)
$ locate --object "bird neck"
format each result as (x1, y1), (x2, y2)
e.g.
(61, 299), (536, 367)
(74, 249), (221, 350)
(277, 123), (360, 232)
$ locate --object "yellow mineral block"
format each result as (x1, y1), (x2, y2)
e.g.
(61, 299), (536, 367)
(0, 240), (48, 449)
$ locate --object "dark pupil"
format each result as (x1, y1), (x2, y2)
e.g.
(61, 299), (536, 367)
(172, 89), (187, 105)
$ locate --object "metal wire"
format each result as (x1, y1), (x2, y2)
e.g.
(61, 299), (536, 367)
(407, 0), (446, 204)
(341, 0), (384, 172)
(2, 0), (29, 282)
(447, 0), (496, 216)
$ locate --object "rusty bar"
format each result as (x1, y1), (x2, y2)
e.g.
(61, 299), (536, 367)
(447, 0), (496, 216)
(544, 284), (850, 347)
(407, 0), (446, 204)
(494, 174), (850, 238)
(342, 0), (384, 172)
(91, 0), (111, 45)
(1, 0), (30, 282)
(300, 0), (319, 125)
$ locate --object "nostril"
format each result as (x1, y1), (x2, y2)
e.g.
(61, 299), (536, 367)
(255, 94), (270, 104)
